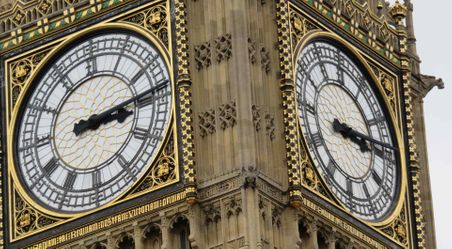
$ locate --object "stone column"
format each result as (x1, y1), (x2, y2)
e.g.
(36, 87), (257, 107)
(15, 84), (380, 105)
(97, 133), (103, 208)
(160, 212), (171, 249)
(281, 208), (301, 249)
(326, 231), (337, 249)
(106, 232), (116, 249)
(133, 222), (144, 249)
(305, 221), (319, 249)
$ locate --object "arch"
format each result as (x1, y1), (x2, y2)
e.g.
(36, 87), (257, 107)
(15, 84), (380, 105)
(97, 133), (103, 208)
(115, 232), (135, 249)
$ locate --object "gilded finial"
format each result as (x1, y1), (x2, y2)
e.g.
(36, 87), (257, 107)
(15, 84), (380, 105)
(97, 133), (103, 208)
(390, 0), (407, 20)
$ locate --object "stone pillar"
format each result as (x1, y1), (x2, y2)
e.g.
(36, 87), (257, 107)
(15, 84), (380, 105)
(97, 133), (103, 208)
(281, 208), (301, 249)
(106, 232), (116, 249)
(160, 213), (171, 249)
(305, 221), (319, 249)
(133, 222), (144, 249)
(326, 231), (337, 249)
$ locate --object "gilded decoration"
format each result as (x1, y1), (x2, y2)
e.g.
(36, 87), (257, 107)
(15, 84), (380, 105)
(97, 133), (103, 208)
(132, 133), (178, 195)
(381, 205), (409, 246)
(276, 0), (303, 206)
(299, 137), (330, 199)
(122, 4), (169, 48)
(294, 0), (401, 66)
(13, 189), (61, 238)
(0, 0), (127, 54)
(290, 11), (319, 48)
(174, 0), (197, 201)
(9, 49), (51, 114)
(3, 3), (184, 243)
(369, 63), (400, 126)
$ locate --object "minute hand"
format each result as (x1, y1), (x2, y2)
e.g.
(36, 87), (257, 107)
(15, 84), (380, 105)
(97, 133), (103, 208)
(73, 80), (169, 135)
(345, 126), (398, 151)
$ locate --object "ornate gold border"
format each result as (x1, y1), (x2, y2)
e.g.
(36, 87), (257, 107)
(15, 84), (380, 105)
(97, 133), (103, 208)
(3, 9), (182, 242)
(293, 31), (407, 229)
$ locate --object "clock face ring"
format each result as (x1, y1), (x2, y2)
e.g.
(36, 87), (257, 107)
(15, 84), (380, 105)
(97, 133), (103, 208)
(13, 28), (172, 213)
(295, 39), (400, 221)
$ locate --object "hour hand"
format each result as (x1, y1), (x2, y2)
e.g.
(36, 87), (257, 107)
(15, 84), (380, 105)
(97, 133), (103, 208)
(333, 119), (370, 152)
(73, 108), (133, 136)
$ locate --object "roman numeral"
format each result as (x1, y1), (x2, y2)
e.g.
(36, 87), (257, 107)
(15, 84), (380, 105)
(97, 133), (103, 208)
(368, 116), (385, 126)
(43, 158), (58, 175)
(63, 172), (77, 189)
(311, 133), (323, 147)
(327, 160), (336, 176)
(92, 171), (102, 187)
(36, 135), (50, 148)
(372, 170), (382, 186)
(374, 146), (385, 158)
(362, 183), (371, 199)
(346, 180), (353, 197)
(133, 127), (149, 140)
(304, 101), (316, 115)
(131, 69), (145, 83)
(118, 155), (129, 168)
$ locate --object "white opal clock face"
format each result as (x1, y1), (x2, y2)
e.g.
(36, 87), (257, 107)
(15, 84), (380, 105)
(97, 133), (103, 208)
(295, 40), (399, 221)
(15, 31), (172, 213)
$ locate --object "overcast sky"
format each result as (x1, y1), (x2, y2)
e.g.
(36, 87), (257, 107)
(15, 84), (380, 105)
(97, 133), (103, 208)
(410, 0), (452, 248)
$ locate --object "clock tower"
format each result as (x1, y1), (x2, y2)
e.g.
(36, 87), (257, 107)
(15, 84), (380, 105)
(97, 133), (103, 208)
(0, 0), (440, 248)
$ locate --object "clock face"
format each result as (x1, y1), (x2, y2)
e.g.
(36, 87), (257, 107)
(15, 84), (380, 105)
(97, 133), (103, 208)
(14, 30), (172, 213)
(295, 40), (399, 221)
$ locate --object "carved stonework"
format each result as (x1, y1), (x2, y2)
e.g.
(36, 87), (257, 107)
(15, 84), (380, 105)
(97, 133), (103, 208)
(214, 33), (232, 63)
(9, 49), (51, 111)
(252, 105), (276, 141)
(13, 189), (61, 238)
(122, 4), (169, 47)
(218, 101), (237, 130)
(226, 198), (242, 217)
(194, 41), (211, 70)
(260, 47), (270, 74)
(248, 38), (257, 64)
(204, 205), (221, 224)
(198, 108), (216, 137)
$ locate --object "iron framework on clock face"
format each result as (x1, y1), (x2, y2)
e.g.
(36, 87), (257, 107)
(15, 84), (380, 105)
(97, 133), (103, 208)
(296, 40), (400, 221)
(14, 30), (172, 213)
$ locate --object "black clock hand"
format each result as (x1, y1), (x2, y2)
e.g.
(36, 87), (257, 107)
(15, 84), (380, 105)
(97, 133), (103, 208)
(73, 80), (169, 136)
(333, 119), (370, 152)
(333, 119), (398, 151)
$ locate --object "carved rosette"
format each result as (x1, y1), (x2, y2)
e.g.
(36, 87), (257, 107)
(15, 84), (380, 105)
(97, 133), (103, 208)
(13, 189), (61, 238)
(122, 4), (169, 48)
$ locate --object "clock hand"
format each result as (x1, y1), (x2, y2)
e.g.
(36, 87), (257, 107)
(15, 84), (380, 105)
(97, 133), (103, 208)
(333, 119), (398, 151)
(73, 80), (169, 136)
(333, 119), (370, 152)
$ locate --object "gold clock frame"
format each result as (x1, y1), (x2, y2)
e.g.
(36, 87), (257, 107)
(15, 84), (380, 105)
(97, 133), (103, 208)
(293, 31), (407, 228)
(3, 6), (182, 242)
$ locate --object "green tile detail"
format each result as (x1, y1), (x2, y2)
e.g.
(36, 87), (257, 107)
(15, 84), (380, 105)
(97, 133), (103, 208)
(0, 43), (4, 50)
(102, 2), (110, 9)
(23, 33), (30, 41)
(75, 11), (83, 20)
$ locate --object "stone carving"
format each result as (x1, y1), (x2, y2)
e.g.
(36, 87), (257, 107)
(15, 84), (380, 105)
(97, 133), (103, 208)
(198, 108), (216, 137)
(218, 101), (237, 130)
(204, 205), (221, 224)
(226, 199), (242, 217)
(214, 33), (232, 63)
(248, 38), (257, 64)
(381, 206), (408, 246)
(252, 105), (276, 140)
(194, 41), (212, 70)
(260, 47), (270, 74)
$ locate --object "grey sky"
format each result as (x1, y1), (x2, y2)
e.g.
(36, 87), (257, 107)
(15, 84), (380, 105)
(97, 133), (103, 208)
(411, 0), (452, 248)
